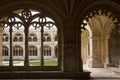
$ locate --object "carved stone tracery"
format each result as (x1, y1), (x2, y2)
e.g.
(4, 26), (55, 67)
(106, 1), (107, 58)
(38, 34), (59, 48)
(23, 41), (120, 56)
(0, 9), (56, 70)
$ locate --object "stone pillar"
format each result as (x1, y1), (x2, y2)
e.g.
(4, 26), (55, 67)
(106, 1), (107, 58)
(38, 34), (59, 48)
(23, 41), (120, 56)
(9, 26), (13, 66)
(87, 37), (93, 67)
(81, 37), (88, 64)
(63, 29), (82, 72)
(23, 33), (25, 60)
(88, 36), (104, 68)
(24, 27), (29, 66)
(0, 28), (3, 65)
(23, 46), (25, 59)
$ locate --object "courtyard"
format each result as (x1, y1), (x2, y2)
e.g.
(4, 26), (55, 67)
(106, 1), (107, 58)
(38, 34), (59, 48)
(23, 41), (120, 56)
(2, 59), (57, 66)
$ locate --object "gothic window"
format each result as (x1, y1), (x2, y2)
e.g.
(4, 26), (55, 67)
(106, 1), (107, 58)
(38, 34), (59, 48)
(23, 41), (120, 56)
(43, 33), (51, 42)
(0, 9), (58, 70)
(46, 36), (51, 42)
(43, 46), (51, 56)
(33, 37), (37, 41)
(29, 33), (37, 42)
(28, 46), (37, 56)
(13, 33), (23, 42)
(5, 37), (9, 42)
(2, 33), (9, 42)
(19, 37), (23, 42)
(13, 37), (18, 42)
(13, 46), (23, 56)
(2, 46), (9, 56)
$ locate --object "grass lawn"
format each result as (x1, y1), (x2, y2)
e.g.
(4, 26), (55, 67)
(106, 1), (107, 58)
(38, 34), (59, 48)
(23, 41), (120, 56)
(3, 59), (58, 66)
(29, 60), (57, 66)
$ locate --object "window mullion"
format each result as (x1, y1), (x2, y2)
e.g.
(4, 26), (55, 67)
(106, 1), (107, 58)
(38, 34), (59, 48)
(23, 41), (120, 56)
(9, 26), (13, 66)
(41, 27), (44, 67)
(24, 26), (29, 66)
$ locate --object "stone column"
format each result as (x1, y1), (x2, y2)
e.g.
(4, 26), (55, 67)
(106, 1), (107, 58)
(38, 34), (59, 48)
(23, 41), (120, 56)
(24, 26), (29, 66)
(0, 28), (3, 65)
(104, 37), (110, 65)
(64, 28), (82, 72)
(88, 36), (104, 68)
(9, 26), (13, 66)
(81, 38), (88, 64)
(87, 37), (93, 67)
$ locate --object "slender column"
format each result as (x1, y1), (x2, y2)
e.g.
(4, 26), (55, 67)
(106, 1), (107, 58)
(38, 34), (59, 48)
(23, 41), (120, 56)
(51, 46), (55, 58)
(24, 27), (29, 66)
(0, 28), (3, 65)
(41, 26), (44, 67)
(37, 47), (40, 57)
(23, 46), (25, 60)
(108, 39), (112, 63)
(9, 27), (13, 66)
(23, 34), (25, 60)
(104, 37), (110, 64)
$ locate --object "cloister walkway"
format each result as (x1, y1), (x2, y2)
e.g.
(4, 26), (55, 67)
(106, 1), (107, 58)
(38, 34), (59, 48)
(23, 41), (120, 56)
(83, 64), (120, 79)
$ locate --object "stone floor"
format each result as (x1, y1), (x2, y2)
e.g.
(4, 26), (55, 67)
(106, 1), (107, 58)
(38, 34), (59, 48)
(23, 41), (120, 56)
(84, 64), (120, 80)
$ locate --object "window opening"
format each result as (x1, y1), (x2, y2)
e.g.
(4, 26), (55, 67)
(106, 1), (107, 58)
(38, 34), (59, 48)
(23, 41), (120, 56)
(0, 9), (58, 70)
(2, 33), (9, 42)
(13, 45), (23, 66)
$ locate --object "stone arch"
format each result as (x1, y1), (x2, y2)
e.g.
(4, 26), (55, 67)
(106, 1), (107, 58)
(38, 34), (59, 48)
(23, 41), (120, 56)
(78, 0), (120, 24)
(0, 1), (64, 71)
(78, 0), (120, 68)
(78, 0), (120, 34)
(0, 1), (63, 32)
(84, 9), (118, 37)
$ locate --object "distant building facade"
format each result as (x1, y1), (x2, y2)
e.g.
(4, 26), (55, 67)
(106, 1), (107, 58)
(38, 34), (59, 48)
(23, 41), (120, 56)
(2, 26), (58, 60)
